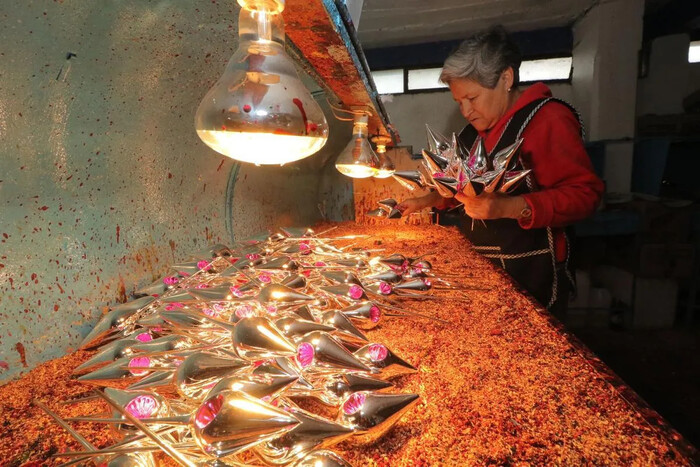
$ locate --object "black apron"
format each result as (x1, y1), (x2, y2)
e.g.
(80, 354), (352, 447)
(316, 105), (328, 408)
(450, 97), (582, 310)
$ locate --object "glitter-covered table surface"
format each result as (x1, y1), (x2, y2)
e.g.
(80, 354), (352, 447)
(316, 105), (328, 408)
(1, 223), (698, 466)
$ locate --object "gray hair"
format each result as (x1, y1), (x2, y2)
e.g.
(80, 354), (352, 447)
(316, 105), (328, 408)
(439, 26), (521, 89)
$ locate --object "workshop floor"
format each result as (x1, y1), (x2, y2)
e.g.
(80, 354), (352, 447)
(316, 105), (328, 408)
(572, 324), (700, 448)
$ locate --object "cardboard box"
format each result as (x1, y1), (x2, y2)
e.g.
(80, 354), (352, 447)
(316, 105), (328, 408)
(633, 278), (678, 328)
(591, 265), (634, 306)
(638, 243), (695, 278)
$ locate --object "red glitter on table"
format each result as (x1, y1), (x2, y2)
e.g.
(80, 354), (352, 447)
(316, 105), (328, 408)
(1, 223), (697, 466)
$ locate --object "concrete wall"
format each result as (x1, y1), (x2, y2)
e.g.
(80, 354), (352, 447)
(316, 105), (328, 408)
(637, 34), (700, 116)
(0, 1), (352, 381)
(572, 0), (644, 193)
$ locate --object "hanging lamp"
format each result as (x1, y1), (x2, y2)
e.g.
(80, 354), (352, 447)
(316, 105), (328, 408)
(195, 0), (329, 165)
(371, 135), (395, 178)
(334, 113), (379, 178)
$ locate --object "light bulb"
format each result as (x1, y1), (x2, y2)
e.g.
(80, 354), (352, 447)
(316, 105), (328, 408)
(334, 114), (379, 178)
(371, 135), (395, 178)
(195, 0), (329, 165)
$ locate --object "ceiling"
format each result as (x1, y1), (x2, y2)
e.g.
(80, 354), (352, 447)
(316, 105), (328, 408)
(356, 0), (598, 49)
(355, 0), (685, 49)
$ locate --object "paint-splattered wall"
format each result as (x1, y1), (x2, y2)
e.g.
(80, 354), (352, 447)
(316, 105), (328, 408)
(0, 1), (353, 381)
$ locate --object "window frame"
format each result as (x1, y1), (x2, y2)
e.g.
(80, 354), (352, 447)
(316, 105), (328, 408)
(370, 53), (574, 96)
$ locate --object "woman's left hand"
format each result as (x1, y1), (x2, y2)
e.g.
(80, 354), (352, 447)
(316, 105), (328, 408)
(455, 191), (526, 220)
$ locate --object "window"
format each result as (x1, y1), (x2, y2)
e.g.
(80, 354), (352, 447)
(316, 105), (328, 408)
(519, 57), (572, 83)
(370, 56), (573, 95)
(372, 69), (404, 94)
(407, 68), (448, 91)
(689, 41), (700, 64)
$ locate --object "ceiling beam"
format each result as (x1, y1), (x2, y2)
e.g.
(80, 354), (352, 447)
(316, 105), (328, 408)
(284, 0), (398, 143)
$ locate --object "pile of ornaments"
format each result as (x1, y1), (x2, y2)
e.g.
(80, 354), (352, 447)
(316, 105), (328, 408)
(391, 125), (531, 200)
(39, 226), (454, 467)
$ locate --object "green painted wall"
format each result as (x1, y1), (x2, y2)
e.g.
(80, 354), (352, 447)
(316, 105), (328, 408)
(0, 0), (353, 381)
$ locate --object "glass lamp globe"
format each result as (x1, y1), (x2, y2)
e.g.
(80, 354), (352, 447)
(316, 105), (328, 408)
(195, 0), (329, 165)
(371, 135), (395, 178)
(334, 114), (379, 178)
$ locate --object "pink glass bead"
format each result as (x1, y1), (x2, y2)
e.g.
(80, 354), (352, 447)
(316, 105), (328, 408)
(296, 342), (314, 368)
(266, 304), (278, 315)
(195, 283), (210, 289)
(246, 253), (261, 261)
(433, 171), (445, 178)
(378, 281), (392, 295)
(197, 260), (211, 271)
(195, 394), (223, 429)
(125, 395), (158, 419)
(165, 302), (184, 311)
(235, 305), (254, 319)
(135, 332), (152, 343)
(301, 269), (312, 277)
(204, 381), (217, 390)
(368, 343), (388, 362)
(163, 276), (179, 285)
(128, 356), (151, 377)
(299, 242), (311, 255)
(343, 392), (366, 415)
(348, 285), (364, 300)
(230, 286), (244, 298)
(314, 261), (326, 267)
(423, 278), (432, 288)
(258, 272), (272, 283)
(203, 307), (220, 318)
(370, 305), (382, 323)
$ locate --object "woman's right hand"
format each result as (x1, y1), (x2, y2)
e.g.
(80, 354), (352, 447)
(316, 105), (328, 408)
(396, 197), (426, 216)
(396, 191), (443, 216)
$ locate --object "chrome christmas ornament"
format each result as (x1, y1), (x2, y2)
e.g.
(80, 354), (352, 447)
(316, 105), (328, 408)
(319, 310), (368, 342)
(192, 390), (300, 459)
(207, 373), (298, 401)
(133, 280), (168, 298)
(311, 373), (393, 406)
(252, 357), (315, 391)
(339, 302), (382, 330)
(80, 296), (156, 349)
(275, 317), (335, 339)
(173, 352), (249, 399)
(392, 170), (427, 191)
(52, 228), (458, 465)
(255, 408), (353, 464)
(425, 124), (451, 154)
(298, 332), (372, 373)
(292, 450), (352, 467)
(378, 198), (398, 209)
(354, 343), (417, 379)
(338, 391), (420, 443)
(319, 284), (367, 302)
(233, 317), (297, 360)
(421, 148), (449, 174)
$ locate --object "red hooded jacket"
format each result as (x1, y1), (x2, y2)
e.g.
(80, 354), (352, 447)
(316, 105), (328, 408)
(474, 83), (604, 260)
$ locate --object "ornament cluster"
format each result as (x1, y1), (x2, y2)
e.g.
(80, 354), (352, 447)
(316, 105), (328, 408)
(38, 226), (457, 466)
(392, 125), (531, 200)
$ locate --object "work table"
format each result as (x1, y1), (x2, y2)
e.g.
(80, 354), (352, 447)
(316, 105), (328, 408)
(1, 223), (697, 466)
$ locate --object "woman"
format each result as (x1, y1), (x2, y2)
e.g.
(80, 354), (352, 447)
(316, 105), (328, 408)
(397, 27), (604, 315)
